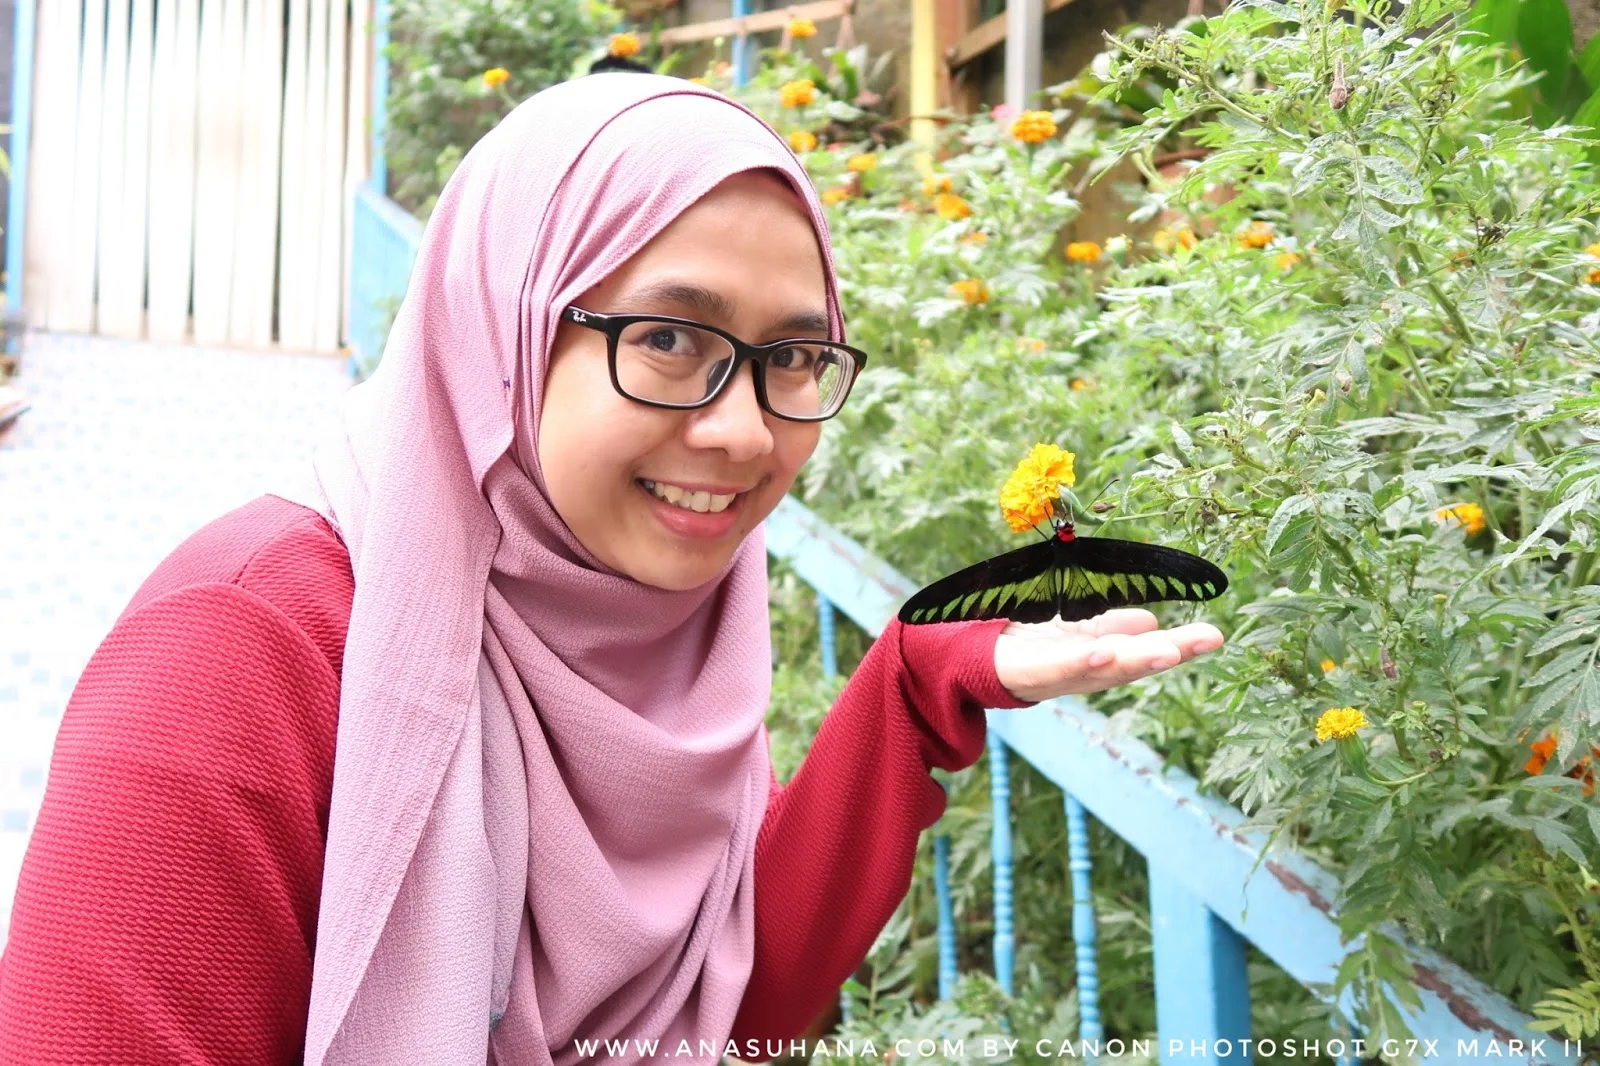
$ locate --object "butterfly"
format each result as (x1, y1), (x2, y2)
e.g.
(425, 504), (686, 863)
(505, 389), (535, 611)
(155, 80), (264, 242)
(898, 515), (1228, 625)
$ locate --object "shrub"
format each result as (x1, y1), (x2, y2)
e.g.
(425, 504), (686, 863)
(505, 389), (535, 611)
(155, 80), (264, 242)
(771, 0), (1600, 1049)
(384, 0), (621, 217)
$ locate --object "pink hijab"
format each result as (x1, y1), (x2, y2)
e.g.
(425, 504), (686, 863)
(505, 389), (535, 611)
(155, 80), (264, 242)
(274, 74), (844, 1065)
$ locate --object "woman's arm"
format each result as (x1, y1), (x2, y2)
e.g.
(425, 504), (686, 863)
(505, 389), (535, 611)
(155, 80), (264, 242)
(0, 583), (339, 1066)
(731, 617), (1029, 1047)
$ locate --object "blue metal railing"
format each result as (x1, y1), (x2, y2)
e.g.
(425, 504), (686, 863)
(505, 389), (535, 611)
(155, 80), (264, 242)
(345, 186), (1572, 1066)
(346, 183), (422, 379)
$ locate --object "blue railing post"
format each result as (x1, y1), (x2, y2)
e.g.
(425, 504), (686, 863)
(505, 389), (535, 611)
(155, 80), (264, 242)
(1064, 794), (1103, 1048)
(933, 832), (958, 1001)
(731, 0), (752, 85)
(816, 594), (852, 1024)
(371, 0), (391, 197)
(1149, 864), (1252, 1065)
(989, 731), (1015, 998)
(6, 0), (37, 338)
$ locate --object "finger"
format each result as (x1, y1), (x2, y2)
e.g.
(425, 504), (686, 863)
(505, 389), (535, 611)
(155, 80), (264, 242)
(1085, 631), (1186, 678)
(1164, 622), (1225, 657)
(1085, 608), (1160, 638)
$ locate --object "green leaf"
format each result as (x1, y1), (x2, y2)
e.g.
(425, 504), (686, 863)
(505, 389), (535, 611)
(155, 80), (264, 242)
(1517, 0), (1575, 110)
(1579, 23), (1600, 88)
(1470, 0), (1519, 49)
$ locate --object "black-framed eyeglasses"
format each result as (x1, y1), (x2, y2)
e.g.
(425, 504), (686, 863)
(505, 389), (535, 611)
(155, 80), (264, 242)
(561, 306), (868, 422)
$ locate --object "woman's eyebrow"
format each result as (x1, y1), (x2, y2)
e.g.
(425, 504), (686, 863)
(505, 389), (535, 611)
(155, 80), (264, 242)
(621, 281), (829, 335)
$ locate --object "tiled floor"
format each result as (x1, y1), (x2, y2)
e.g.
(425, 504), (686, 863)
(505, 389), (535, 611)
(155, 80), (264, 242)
(0, 331), (351, 944)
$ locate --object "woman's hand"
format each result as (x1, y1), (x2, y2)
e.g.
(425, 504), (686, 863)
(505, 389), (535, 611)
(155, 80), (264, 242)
(993, 608), (1225, 704)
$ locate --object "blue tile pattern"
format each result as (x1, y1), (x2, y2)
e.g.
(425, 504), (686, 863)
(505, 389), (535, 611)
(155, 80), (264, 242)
(0, 331), (351, 946)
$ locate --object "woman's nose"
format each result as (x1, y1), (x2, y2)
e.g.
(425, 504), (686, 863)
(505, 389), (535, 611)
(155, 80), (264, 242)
(686, 362), (774, 461)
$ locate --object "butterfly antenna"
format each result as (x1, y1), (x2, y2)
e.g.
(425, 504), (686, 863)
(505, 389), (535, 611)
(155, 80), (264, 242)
(1084, 477), (1120, 514)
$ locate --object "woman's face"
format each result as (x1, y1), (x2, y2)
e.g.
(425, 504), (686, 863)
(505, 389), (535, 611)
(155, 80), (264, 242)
(539, 171), (830, 591)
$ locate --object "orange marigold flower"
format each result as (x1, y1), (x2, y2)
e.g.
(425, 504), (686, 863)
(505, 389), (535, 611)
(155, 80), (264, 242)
(1525, 733), (1559, 775)
(846, 152), (878, 172)
(1434, 501), (1486, 535)
(1587, 266), (1600, 285)
(1069, 378), (1092, 391)
(1010, 110), (1057, 144)
(1525, 732), (1600, 795)
(780, 79), (817, 108)
(609, 32), (641, 58)
(820, 187), (850, 206)
(999, 443), (1076, 532)
(933, 193), (972, 221)
(482, 67), (511, 88)
(788, 130), (818, 152)
(923, 174), (954, 197)
(1152, 226), (1197, 253)
(959, 231), (988, 246)
(1275, 251), (1302, 270)
(1315, 706), (1369, 743)
(714, 60), (732, 76)
(787, 16), (818, 36)
(949, 277), (989, 304)
(1066, 241), (1102, 264)
(1237, 221), (1275, 249)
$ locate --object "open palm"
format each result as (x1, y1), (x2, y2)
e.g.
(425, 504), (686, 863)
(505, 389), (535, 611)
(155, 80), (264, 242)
(993, 608), (1225, 704)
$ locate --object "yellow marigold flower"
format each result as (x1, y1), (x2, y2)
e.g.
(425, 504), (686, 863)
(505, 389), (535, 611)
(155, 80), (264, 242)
(1586, 241), (1600, 259)
(959, 231), (988, 246)
(788, 130), (818, 152)
(933, 193), (972, 221)
(609, 32), (641, 58)
(482, 67), (511, 88)
(1320, 658), (1338, 674)
(923, 174), (954, 197)
(1066, 241), (1102, 264)
(1152, 226), (1197, 253)
(1000, 443), (1077, 533)
(1237, 221), (1275, 249)
(690, 75), (712, 86)
(1316, 706), (1369, 743)
(1069, 378), (1091, 391)
(1275, 251), (1302, 270)
(846, 153), (878, 172)
(787, 16), (818, 37)
(780, 79), (817, 108)
(1010, 109), (1057, 144)
(820, 187), (850, 206)
(1434, 501), (1486, 535)
(949, 277), (989, 305)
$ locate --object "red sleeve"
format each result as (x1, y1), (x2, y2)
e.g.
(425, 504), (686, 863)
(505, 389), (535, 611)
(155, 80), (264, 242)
(732, 617), (1031, 1047)
(0, 583), (339, 1066)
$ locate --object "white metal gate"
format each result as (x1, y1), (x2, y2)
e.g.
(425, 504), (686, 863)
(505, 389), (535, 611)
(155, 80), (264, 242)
(21, 0), (370, 353)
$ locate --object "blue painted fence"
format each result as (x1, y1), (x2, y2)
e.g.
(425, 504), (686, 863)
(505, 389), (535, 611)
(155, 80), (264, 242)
(345, 185), (1574, 1066)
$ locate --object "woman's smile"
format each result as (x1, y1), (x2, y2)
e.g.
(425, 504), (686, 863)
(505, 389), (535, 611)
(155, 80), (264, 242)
(636, 476), (757, 538)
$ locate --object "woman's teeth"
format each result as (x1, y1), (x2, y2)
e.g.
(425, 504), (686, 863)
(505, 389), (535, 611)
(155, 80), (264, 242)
(641, 479), (737, 514)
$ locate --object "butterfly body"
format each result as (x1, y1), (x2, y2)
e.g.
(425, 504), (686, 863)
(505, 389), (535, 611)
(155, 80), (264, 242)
(898, 519), (1228, 625)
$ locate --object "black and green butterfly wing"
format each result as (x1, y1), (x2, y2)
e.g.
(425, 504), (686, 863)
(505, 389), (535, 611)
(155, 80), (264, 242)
(898, 535), (1228, 625)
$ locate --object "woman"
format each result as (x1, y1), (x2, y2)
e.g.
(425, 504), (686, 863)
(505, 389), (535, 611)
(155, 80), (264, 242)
(0, 75), (1222, 1065)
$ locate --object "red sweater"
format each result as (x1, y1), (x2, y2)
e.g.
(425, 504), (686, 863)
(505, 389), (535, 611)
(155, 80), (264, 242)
(0, 495), (1023, 1064)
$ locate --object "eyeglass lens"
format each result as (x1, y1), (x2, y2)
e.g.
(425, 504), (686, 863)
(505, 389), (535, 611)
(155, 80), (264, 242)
(615, 321), (850, 418)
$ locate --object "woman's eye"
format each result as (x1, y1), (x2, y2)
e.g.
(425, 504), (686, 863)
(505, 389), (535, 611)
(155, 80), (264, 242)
(645, 328), (691, 353)
(770, 346), (813, 370)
